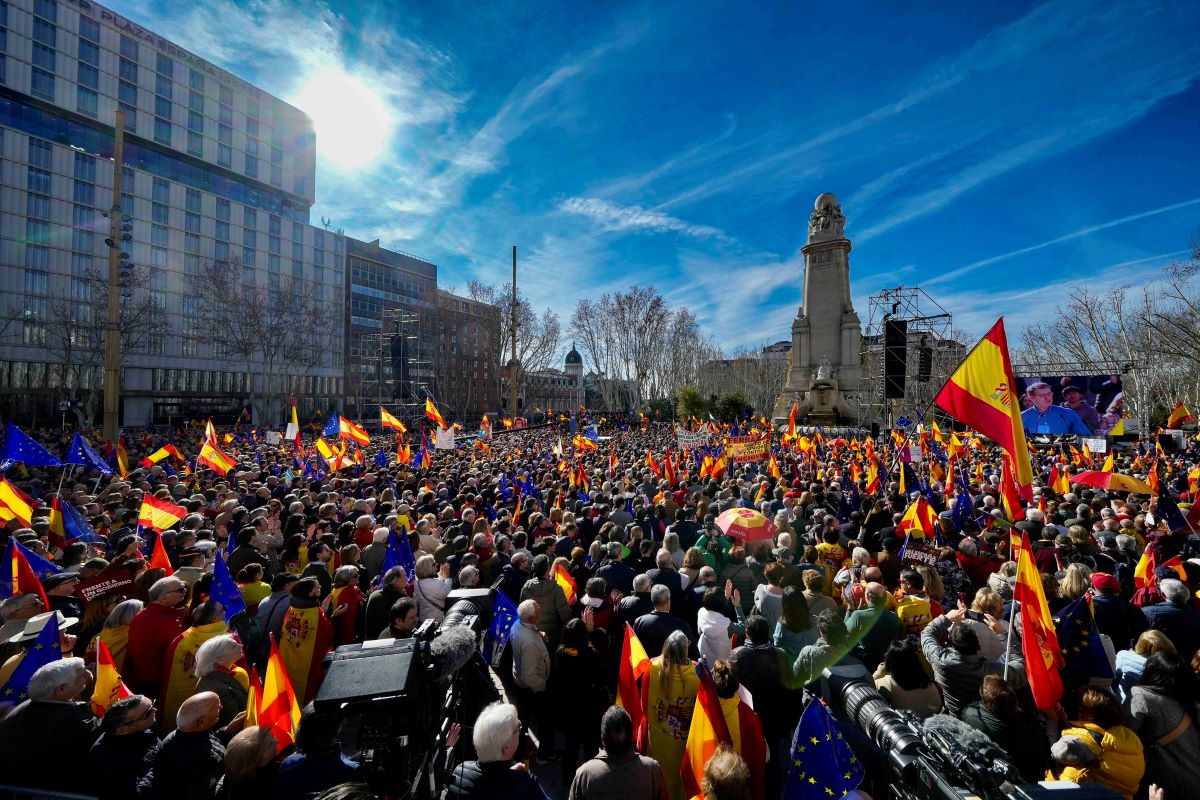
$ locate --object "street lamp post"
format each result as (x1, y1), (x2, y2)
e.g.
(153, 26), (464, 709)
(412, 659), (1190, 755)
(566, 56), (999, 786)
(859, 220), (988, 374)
(102, 110), (126, 442)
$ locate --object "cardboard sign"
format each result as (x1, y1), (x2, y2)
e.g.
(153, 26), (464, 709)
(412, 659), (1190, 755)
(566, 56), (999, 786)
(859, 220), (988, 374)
(1081, 437), (1107, 453)
(900, 541), (939, 569)
(76, 574), (136, 602)
(727, 435), (770, 464)
(265, 431), (282, 445)
(434, 427), (456, 450)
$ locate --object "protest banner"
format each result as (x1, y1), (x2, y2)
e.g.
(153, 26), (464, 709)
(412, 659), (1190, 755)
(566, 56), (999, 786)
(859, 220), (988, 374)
(76, 574), (136, 602)
(434, 427), (456, 450)
(727, 435), (770, 464)
(676, 429), (709, 451)
(900, 541), (939, 569)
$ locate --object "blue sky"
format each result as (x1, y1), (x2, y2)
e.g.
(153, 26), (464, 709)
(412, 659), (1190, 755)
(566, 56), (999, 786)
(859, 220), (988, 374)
(116, 0), (1200, 352)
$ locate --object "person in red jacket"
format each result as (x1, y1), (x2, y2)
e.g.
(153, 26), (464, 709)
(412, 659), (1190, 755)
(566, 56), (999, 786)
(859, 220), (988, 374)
(125, 576), (190, 698)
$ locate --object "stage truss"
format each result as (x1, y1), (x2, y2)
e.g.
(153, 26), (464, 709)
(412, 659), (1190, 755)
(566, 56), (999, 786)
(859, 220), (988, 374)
(355, 307), (435, 425)
(862, 285), (958, 427)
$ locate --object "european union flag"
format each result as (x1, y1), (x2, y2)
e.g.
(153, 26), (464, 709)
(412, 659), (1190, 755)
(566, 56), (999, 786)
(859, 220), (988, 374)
(210, 552), (247, 622)
(483, 590), (519, 665)
(784, 698), (864, 800)
(373, 450), (389, 468)
(837, 491), (853, 524)
(63, 433), (112, 474)
(951, 478), (974, 531)
(1, 422), (63, 469)
(14, 539), (61, 581)
(0, 611), (61, 703)
(1156, 493), (1189, 533)
(1053, 595), (1114, 686)
(322, 411), (341, 438)
(59, 498), (101, 544)
(382, 530), (416, 583)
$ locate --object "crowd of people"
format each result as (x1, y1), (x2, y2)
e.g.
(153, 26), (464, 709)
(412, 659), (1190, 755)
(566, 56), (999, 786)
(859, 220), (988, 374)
(1, 416), (1199, 800)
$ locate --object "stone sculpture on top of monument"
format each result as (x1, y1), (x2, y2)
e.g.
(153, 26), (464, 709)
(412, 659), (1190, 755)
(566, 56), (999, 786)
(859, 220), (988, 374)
(772, 192), (864, 427)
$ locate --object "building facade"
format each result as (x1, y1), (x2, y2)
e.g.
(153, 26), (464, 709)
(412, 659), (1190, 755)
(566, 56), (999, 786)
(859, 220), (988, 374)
(345, 237), (436, 420)
(0, 0), (343, 425)
(434, 289), (500, 423)
(504, 346), (584, 416)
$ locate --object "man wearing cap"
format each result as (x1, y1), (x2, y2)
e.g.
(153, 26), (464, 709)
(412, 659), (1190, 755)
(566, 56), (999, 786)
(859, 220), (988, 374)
(0, 610), (79, 687)
(1089, 572), (1146, 651)
(44, 572), (84, 620)
(1060, 385), (1100, 433)
(1020, 381), (1091, 435)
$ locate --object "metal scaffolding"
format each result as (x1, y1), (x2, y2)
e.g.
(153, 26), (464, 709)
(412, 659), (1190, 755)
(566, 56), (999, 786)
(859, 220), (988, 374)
(354, 308), (434, 425)
(862, 285), (957, 427)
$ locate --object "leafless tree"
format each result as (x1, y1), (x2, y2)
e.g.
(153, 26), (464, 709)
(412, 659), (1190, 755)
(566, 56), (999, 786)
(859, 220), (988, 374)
(467, 280), (560, 414)
(40, 264), (165, 428)
(191, 259), (335, 424)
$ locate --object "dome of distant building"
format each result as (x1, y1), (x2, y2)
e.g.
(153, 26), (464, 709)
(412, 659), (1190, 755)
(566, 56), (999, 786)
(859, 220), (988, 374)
(565, 344), (583, 365)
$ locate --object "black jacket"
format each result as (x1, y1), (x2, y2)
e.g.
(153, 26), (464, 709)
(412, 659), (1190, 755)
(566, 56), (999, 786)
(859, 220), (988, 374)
(496, 563), (530, 605)
(645, 567), (687, 615)
(594, 560), (636, 596)
(364, 585), (406, 640)
(442, 759), (551, 800)
(960, 702), (1049, 783)
(226, 544), (269, 580)
(1090, 592), (1147, 651)
(137, 728), (226, 800)
(88, 730), (161, 800)
(0, 700), (100, 794)
(301, 560), (333, 598)
(632, 610), (693, 661)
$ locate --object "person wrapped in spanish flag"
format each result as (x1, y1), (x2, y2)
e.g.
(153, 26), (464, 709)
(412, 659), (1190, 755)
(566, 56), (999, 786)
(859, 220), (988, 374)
(277, 576), (334, 704)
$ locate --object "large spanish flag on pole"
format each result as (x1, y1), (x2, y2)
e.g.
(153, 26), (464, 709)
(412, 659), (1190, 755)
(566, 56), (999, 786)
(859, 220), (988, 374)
(934, 318), (1033, 500)
(137, 495), (187, 533)
(1012, 532), (1063, 710)
(424, 398), (447, 429)
(91, 639), (131, 716)
(680, 662), (734, 799)
(197, 439), (237, 475)
(259, 636), (302, 751)
(617, 623), (650, 748)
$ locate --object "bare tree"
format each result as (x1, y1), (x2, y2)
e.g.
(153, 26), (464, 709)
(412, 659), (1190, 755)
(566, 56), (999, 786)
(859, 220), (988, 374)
(467, 281), (560, 413)
(191, 260), (335, 424)
(41, 264), (165, 428)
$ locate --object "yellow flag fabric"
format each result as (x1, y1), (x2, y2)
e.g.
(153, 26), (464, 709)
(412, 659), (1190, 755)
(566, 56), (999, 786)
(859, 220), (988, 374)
(159, 621), (228, 733)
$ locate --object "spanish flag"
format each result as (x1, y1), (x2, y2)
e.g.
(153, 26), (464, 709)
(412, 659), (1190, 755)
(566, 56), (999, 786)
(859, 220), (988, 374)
(645, 450), (661, 478)
(116, 438), (129, 479)
(1133, 548), (1184, 589)
(1100, 451), (1115, 473)
(617, 623), (650, 746)
(865, 461), (880, 495)
(1013, 532), (1063, 710)
(90, 640), (131, 717)
(138, 495), (187, 533)
(553, 561), (577, 605)
(148, 532), (174, 577)
(768, 453), (782, 480)
(160, 620), (230, 732)
(934, 318), (1032, 500)
(278, 604), (333, 704)
(680, 663), (734, 799)
(1, 538), (49, 609)
(198, 439), (237, 475)
(338, 417), (371, 445)
(609, 447), (619, 477)
(380, 407), (406, 433)
(896, 496), (937, 538)
(1167, 401), (1193, 428)
(260, 636), (302, 751)
(0, 477), (39, 526)
(425, 398), (447, 429)
(1048, 465), (1070, 494)
(396, 437), (412, 465)
(139, 445), (182, 469)
(1000, 455), (1025, 522)
(787, 401), (798, 443)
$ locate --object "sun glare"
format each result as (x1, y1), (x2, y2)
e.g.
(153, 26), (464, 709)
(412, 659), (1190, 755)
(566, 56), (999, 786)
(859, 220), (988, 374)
(291, 71), (393, 171)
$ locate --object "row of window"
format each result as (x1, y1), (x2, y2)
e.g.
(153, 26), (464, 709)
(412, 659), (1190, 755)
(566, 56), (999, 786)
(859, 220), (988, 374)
(0, 96), (312, 218)
(152, 369), (343, 395)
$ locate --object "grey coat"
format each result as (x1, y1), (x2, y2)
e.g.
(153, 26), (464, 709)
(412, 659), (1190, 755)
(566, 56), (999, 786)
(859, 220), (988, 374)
(920, 614), (1024, 717)
(1126, 686), (1200, 798)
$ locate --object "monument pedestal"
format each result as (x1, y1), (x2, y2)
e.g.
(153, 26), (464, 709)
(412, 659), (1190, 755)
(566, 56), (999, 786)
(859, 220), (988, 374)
(772, 193), (864, 426)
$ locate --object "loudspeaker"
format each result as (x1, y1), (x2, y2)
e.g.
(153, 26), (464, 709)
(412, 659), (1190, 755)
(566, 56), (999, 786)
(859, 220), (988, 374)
(884, 319), (907, 399)
(917, 339), (932, 382)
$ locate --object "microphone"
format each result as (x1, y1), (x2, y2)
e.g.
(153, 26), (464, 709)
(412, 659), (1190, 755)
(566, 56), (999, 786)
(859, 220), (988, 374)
(922, 714), (997, 758)
(429, 625), (478, 677)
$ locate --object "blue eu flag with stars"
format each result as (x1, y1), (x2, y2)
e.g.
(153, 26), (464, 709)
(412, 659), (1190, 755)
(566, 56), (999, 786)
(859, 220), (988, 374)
(0, 611), (61, 702)
(382, 530), (416, 584)
(784, 697), (864, 800)
(1054, 595), (1113, 686)
(322, 412), (341, 438)
(483, 591), (519, 666)
(210, 551), (248, 622)
(1, 422), (63, 469)
(64, 433), (113, 474)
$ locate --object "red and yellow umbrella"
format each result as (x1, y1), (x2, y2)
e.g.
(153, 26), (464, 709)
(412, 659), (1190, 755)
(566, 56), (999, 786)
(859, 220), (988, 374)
(714, 508), (778, 542)
(1069, 471), (1154, 495)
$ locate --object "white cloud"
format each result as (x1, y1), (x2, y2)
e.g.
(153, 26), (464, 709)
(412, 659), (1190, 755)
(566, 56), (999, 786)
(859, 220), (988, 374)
(559, 197), (731, 242)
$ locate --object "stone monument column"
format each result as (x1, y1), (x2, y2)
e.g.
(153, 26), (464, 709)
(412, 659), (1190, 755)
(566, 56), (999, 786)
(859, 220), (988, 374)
(772, 193), (863, 425)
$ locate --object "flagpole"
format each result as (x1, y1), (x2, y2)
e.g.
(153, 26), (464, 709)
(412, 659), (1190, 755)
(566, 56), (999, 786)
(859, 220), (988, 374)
(1003, 544), (1022, 683)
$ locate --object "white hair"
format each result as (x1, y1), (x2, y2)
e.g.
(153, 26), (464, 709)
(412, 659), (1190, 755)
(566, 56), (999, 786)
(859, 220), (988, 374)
(852, 547), (871, 566)
(193, 634), (242, 678)
(472, 702), (520, 763)
(458, 565), (479, 588)
(1160, 579), (1190, 604)
(958, 538), (978, 557)
(373, 527), (390, 544)
(632, 574), (652, 592)
(650, 584), (671, 607)
(518, 599), (539, 623)
(1026, 508), (1045, 523)
(27, 657), (86, 701)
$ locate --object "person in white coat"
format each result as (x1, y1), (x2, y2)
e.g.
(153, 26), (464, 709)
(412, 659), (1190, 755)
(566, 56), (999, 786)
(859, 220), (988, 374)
(695, 582), (747, 662)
